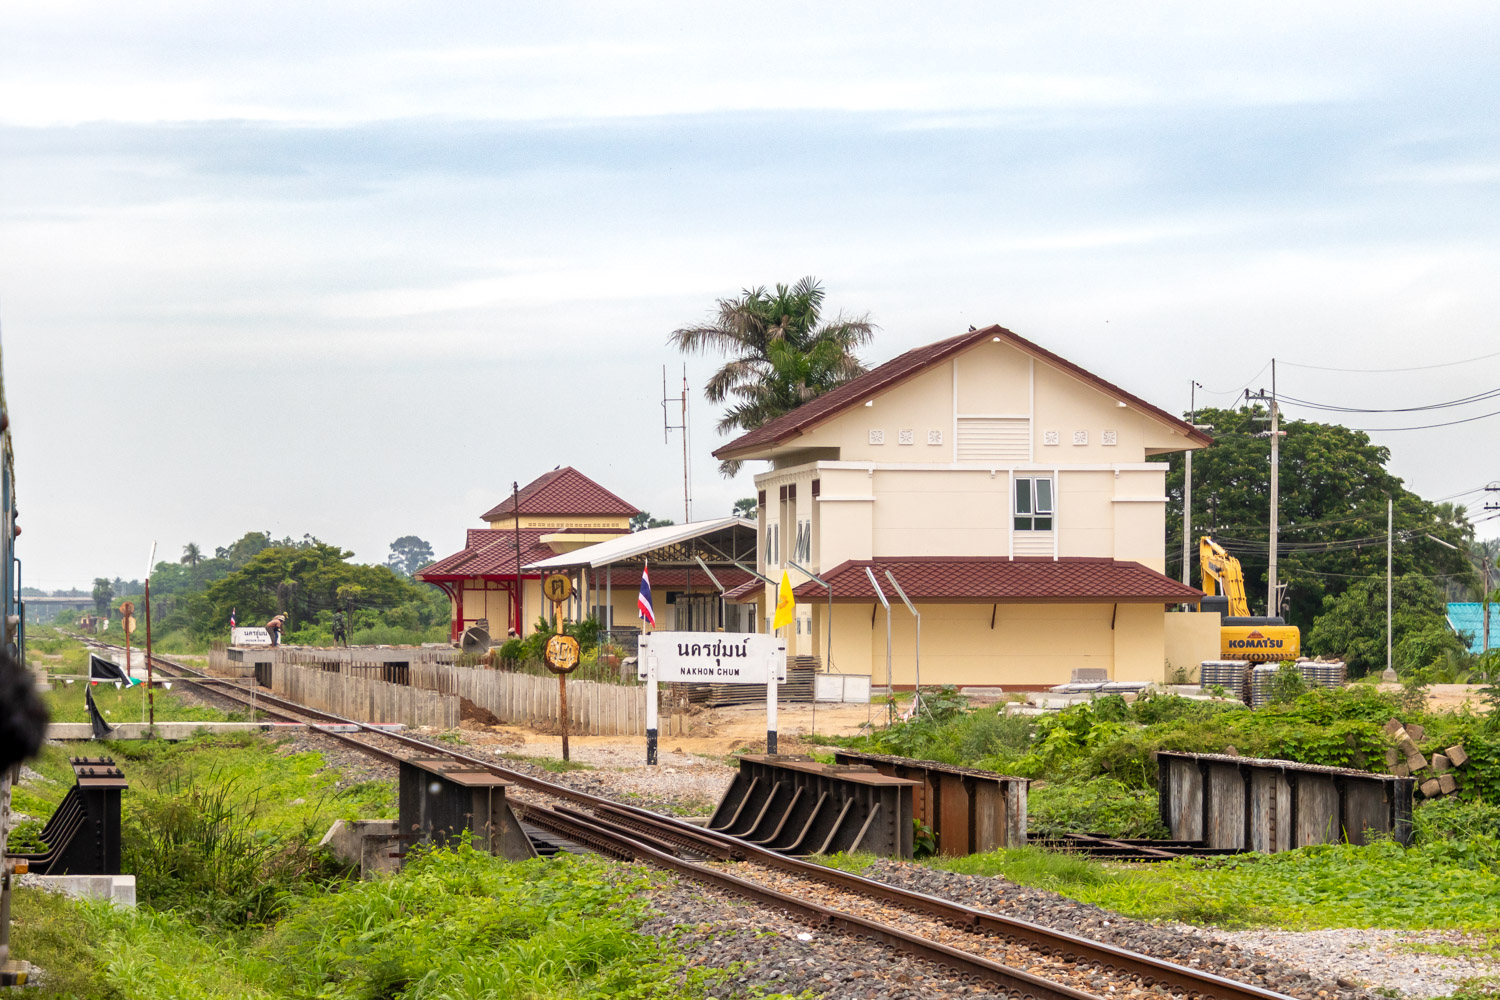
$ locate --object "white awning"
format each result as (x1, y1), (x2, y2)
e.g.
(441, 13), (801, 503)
(523, 516), (755, 570)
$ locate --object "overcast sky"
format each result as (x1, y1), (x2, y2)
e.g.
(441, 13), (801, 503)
(3, 2), (1499, 589)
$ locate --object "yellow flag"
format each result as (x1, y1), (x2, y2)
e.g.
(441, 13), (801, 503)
(773, 569), (796, 631)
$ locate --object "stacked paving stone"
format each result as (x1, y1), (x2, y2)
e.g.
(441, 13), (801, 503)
(1383, 717), (1468, 797)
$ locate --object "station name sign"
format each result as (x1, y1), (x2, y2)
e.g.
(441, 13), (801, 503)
(232, 627), (273, 646)
(639, 632), (786, 684)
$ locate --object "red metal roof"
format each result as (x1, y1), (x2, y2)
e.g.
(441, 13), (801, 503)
(480, 467), (640, 521)
(417, 528), (556, 580)
(724, 578), (765, 603)
(714, 325), (1213, 458)
(792, 556), (1203, 604)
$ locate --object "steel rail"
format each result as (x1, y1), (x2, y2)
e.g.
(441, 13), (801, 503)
(94, 640), (1294, 1000)
(515, 801), (1102, 1000)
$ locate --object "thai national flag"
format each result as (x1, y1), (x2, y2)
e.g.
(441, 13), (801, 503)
(230, 607), (237, 629)
(637, 560), (656, 626)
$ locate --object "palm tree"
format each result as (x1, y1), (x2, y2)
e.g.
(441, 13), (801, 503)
(671, 277), (874, 476)
(181, 542), (202, 567)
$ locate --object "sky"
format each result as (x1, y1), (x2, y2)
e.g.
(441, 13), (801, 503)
(3, 2), (1499, 589)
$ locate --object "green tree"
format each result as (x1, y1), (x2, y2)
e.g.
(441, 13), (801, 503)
(1306, 573), (1468, 677)
(180, 542), (202, 567)
(732, 497), (758, 519)
(214, 531), (273, 570)
(91, 577), (113, 616)
(1161, 406), (1474, 627)
(630, 512), (674, 532)
(670, 276), (874, 476)
(196, 542), (430, 640)
(386, 536), (435, 577)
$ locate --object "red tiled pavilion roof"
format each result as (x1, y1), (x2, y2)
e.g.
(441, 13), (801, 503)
(792, 556), (1203, 604)
(480, 467), (640, 521)
(417, 528), (555, 580)
(714, 325), (1213, 459)
(724, 578), (765, 603)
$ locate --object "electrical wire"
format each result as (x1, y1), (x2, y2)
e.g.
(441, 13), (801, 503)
(1279, 349), (1500, 373)
(1197, 361), (1272, 398)
(1278, 387), (1500, 415)
(1349, 407), (1500, 433)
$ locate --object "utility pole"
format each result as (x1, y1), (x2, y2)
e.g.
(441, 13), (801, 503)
(1269, 360), (1279, 617)
(662, 365), (692, 523)
(1387, 496), (1393, 678)
(1182, 380), (1200, 587)
(1246, 362), (1283, 617)
(1485, 482), (1499, 655)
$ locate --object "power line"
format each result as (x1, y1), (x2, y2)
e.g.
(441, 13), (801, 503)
(1198, 361), (1272, 398)
(1279, 349), (1500, 374)
(1278, 386), (1500, 415)
(1349, 407), (1500, 433)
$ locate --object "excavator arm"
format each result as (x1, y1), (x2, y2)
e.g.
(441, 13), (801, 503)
(1199, 536), (1251, 617)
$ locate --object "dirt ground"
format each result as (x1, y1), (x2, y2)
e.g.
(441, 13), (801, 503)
(452, 701), (884, 759)
(1374, 682), (1489, 712)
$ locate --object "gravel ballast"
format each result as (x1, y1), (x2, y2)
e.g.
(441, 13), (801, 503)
(858, 859), (1492, 1000)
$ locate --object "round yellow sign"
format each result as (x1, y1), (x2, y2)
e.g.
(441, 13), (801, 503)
(544, 633), (581, 674)
(542, 573), (573, 603)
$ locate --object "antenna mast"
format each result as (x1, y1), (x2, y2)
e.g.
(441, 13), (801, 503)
(662, 365), (691, 522)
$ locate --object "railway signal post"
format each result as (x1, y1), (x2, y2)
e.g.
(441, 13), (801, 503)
(542, 573), (580, 761)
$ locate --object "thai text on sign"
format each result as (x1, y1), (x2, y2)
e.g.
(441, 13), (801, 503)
(639, 632), (786, 684)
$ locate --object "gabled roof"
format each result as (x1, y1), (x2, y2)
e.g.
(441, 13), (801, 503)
(481, 467), (640, 521)
(714, 324), (1213, 459)
(416, 528), (556, 580)
(524, 517), (756, 570)
(791, 556), (1203, 604)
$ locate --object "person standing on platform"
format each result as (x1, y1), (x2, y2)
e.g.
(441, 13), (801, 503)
(266, 613), (288, 647)
(332, 610), (348, 647)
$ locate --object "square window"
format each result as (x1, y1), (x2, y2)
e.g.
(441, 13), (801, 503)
(927, 429), (943, 445)
(898, 428), (915, 445)
(869, 429), (885, 445)
(1072, 430), (1088, 445)
(1043, 430), (1060, 446)
(1102, 430), (1118, 446)
(1014, 477), (1056, 531)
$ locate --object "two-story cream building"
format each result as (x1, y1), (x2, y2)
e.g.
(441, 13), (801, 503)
(717, 325), (1218, 689)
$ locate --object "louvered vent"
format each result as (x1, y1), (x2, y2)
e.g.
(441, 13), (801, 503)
(956, 417), (1030, 461)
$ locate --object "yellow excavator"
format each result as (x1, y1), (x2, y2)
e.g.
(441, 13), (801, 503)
(1199, 536), (1301, 661)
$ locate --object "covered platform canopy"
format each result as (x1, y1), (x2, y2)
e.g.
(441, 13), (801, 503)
(524, 516), (762, 633)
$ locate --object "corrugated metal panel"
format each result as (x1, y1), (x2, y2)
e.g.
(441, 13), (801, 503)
(1013, 532), (1053, 556)
(956, 417), (1030, 461)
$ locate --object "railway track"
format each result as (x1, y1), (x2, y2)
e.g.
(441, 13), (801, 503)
(76, 639), (1299, 1000)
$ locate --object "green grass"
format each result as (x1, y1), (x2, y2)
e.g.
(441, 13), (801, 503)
(498, 752), (595, 772)
(920, 837), (1500, 931)
(40, 678), (235, 724)
(11, 848), (798, 1000)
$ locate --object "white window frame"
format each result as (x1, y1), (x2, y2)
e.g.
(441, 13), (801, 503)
(1014, 476), (1055, 531)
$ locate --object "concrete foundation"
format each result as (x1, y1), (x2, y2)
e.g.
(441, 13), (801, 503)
(319, 819), (401, 878)
(32, 875), (136, 908)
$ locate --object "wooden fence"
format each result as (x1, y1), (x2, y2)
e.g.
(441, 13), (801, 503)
(271, 663), (460, 730)
(451, 667), (647, 736)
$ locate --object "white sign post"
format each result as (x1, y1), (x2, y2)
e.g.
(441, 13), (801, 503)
(639, 632), (787, 765)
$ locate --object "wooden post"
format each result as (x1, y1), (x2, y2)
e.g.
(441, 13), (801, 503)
(554, 597), (569, 761)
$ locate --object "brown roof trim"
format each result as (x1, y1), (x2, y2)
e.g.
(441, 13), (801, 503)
(791, 555), (1204, 604)
(714, 325), (1212, 459)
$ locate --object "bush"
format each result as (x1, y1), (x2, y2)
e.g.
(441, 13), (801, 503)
(1029, 777), (1168, 839)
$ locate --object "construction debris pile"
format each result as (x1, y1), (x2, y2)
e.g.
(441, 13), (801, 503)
(1384, 717), (1468, 797)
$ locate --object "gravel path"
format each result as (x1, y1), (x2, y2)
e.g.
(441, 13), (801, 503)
(859, 860), (1381, 1000)
(1199, 928), (1500, 1000)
